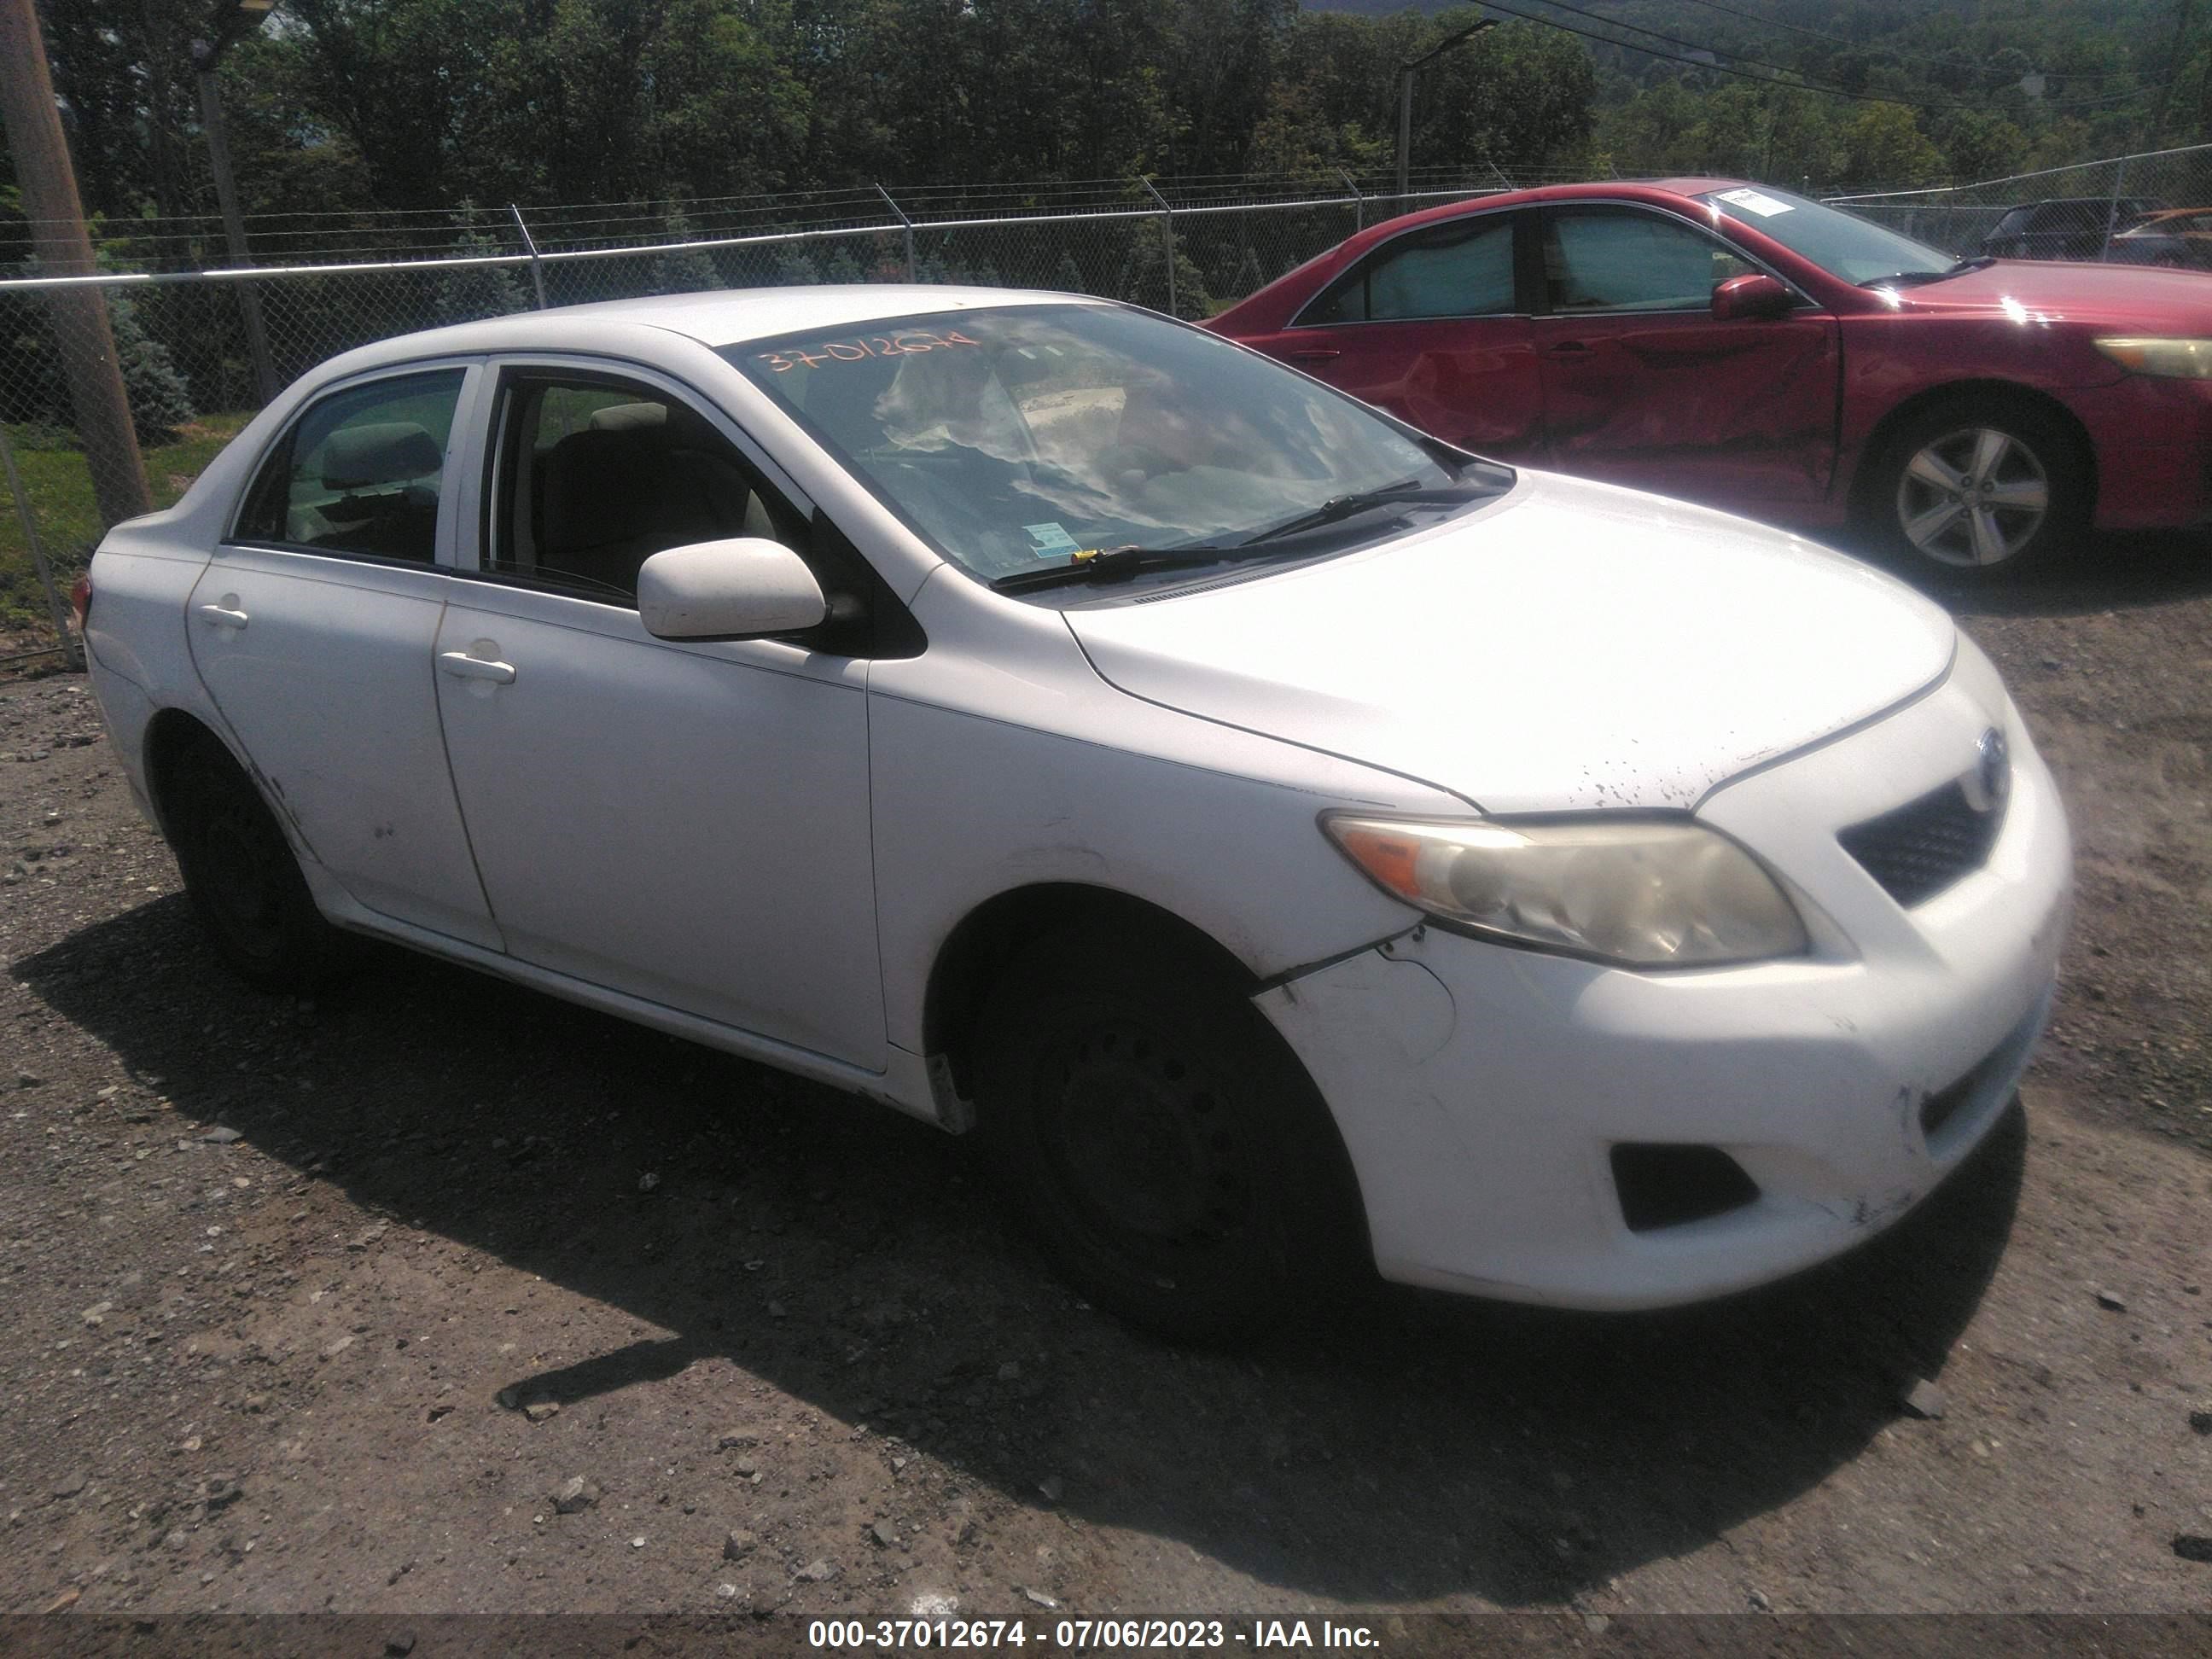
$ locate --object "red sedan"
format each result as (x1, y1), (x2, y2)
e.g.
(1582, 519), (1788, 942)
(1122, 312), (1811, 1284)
(1208, 179), (2212, 576)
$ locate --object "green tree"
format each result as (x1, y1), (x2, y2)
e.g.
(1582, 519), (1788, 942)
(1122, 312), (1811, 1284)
(1840, 103), (1946, 189)
(433, 209), (531, 323)
(652, 206), (721, 294)
(109, 290), (196, 442)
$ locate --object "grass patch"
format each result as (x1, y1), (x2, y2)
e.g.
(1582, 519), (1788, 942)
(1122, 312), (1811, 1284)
(2, 412), (255, 628)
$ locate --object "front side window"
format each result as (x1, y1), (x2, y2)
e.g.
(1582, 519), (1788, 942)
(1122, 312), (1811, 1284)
(1302, 213), (1519, 325)
(1543, 208), (1756, 314)
(236, 369), (463, 563)
(485, 374), (803, 604)
(725, 304), (1491, 583)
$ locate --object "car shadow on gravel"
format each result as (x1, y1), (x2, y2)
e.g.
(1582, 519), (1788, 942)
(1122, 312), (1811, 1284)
(20, 896), (2025, 1608)
(1862, 528), (2212, 620)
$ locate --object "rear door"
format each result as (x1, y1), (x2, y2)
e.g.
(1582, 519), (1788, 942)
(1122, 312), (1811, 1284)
(1237, 208), (1544, 462)
(1530, 202), (1840, 513)
(187, 362), (504, 950)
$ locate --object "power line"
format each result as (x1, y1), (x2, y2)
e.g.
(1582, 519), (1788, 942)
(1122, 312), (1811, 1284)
(1479, 0), (2153, 114)
(1505, 0), (2151, 109)
(1648, 0), (2152, 79)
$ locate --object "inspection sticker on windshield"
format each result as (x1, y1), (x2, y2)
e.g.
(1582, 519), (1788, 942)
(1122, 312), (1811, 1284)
(1025, 521), (1080, 552)
(1714, 188), (1793, 218)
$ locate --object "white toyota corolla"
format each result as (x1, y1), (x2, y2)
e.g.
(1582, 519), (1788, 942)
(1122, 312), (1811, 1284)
(77, 288), (2069, 1336)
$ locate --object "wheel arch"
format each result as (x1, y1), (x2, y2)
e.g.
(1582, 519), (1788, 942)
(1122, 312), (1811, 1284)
(923, 882), (1263, 1100)
(1849, 379), (2098, 523)
(140, 706), (234, 842)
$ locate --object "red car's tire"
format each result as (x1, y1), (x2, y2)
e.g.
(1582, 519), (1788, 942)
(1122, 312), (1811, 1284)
(1863, 398), (2089, 580)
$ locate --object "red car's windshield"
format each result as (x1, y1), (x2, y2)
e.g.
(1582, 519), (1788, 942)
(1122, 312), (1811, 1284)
(1697, 186), (1956, 285)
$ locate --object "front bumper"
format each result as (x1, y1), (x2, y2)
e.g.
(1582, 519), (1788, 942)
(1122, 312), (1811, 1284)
(1255, 652), (2070, 1310)
(2069, 373), (2212, 531)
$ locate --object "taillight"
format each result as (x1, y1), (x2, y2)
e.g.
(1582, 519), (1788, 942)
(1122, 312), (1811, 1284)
(69, 572), (91, 631)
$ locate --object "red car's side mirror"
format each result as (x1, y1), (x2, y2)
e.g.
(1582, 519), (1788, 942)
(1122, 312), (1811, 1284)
(1712, 273), (1796, 322)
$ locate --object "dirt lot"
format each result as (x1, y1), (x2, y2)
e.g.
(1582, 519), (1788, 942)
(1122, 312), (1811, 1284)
(2, 537), (2209, 1626)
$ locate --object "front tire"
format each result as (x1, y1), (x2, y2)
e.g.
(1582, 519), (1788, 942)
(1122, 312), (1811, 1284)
(1865, 399), (2088, 579)
(972, 928), (1367, 1342)
(166, 731), (347, 991)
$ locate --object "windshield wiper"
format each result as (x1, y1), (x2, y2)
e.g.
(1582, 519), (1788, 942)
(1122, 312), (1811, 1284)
(989, 544), (1253, 593)
(1237, 478), (1459, 546)
(989, 477), (1484, 594)
(1862, 256), (1996, 289)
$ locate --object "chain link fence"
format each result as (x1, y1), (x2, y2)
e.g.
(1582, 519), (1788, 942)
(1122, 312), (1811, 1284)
(11, 148), (2209, 667)
(3, 169), (1539, 666)
(1826, 142), (2212, 266)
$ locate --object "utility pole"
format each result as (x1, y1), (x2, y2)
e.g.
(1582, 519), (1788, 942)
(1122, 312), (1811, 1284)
(1397, 16), (1500, 202)
(0, 0), (153, 529)
(2145, 0), (2197, 146)
(193, 0), (279, 401)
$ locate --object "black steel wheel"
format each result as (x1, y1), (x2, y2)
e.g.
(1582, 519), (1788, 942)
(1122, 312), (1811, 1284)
(974, 928), (1366, 1342)
(166, 731), (346, 990)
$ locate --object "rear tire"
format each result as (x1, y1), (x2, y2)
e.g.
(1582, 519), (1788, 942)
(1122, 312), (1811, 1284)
(1863, 398), (2088, 580)
(166, 731), (347, 992)
(972, 928), (1367, 1342)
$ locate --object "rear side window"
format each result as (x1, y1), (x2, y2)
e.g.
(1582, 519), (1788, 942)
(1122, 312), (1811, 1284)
(1301, 214), (1518, 325)
(236, 370), (465, 563)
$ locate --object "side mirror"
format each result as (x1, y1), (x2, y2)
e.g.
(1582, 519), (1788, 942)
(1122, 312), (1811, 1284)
(637, 538), (828, 642)
(1711, 272), (1796, 323)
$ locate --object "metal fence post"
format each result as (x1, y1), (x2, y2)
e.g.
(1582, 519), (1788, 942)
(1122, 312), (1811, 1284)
(191, 40), (278, 401)
(509, 204), (549, 308)
(2100, 155), (2130, 262)
(0, 422), (83, 672)
(1337, 168), (1365, 231)
(1139, 177), (1176, 317)
(876, 185), (917, 282)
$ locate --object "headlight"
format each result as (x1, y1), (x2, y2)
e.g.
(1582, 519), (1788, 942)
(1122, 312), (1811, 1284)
(2093, 336), (2212, 379)
(1324, 814), (1808, 968)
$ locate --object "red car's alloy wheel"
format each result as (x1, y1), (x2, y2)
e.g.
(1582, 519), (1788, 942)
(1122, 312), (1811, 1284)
(1894, 425), (2054, 568)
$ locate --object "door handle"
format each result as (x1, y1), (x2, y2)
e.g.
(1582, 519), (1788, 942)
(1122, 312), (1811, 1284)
(1286, 349), (1342, 364)
(196, 602), (249, 629)
(438, 650), (516, 685)
(1542, 341), (1592, 358)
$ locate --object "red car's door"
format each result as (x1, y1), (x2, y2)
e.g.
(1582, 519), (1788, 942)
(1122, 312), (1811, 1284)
(1533, 202), (1840, 514)
(1238, 208), (1545, 463)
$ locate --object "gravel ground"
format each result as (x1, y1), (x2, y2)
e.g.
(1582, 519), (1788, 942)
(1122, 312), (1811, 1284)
(1, 536), (2209, 1624)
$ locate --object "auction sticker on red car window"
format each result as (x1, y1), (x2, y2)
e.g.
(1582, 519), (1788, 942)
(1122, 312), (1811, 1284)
(1714, 187), (1794, 217)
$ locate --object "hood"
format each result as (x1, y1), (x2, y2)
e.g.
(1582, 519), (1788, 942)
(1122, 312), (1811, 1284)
(1062, 470), (1957, 813)
(1897, 259), (2212, 329)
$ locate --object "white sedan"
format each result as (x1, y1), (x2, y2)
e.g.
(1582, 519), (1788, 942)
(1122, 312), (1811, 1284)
(77, 287), (2070, 1337)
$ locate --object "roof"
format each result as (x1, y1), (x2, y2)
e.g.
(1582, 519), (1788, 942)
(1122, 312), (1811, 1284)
(539, 283), (1087, 346)
(315, 284), (1097, 380)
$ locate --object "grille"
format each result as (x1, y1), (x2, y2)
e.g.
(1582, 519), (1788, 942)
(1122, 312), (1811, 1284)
(1838, 778), (2004, 907)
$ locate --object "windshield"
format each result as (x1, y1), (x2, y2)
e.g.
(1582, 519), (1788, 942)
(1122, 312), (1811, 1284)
(724, 303), (1493, 585)
(1697, 185), (1956, 284)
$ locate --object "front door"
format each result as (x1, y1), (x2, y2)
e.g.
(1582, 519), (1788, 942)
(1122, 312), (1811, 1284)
(1532, 203), (1841, 513)
(430, 365), (885, 1068)
(187, 363), (504, 951)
